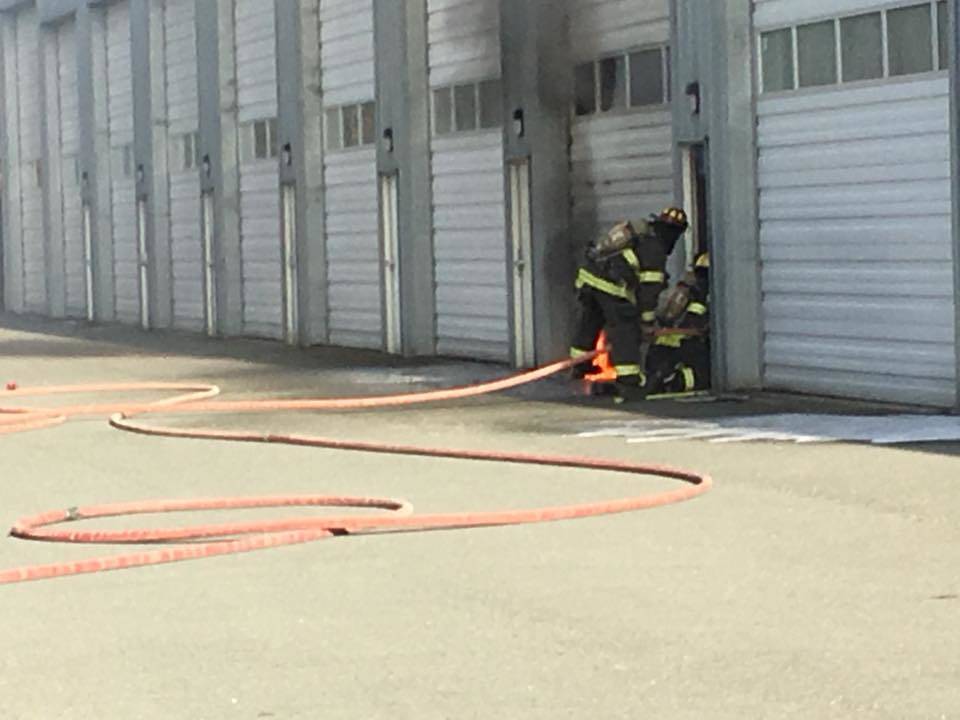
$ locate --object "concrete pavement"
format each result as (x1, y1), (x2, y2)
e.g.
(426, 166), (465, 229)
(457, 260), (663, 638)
(0, 315), (958, 719)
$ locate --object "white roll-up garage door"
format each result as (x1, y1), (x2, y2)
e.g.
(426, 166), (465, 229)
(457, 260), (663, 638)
(57, 22), (86, 318)
(756, 1), (955, 406)
(320, 0), (382, 350)
(107, 1), (139, 324)
(16, 8), (46, 313)
(163, 0), (203, 331)
(427, 0), (509, 361)
(235, 0), (282, 339)
(569, 0), (673, 240)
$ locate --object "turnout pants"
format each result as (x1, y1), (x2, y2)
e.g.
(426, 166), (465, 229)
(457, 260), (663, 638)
(570, 286), (643, 384)
(646, 338), (711, 393)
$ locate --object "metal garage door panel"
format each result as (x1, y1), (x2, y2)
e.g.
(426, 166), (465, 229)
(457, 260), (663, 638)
(431, 132), (509, 361)
(754, 0), (904, 29)
(164, 0), (203, 331)
(319, 0), (374, 106)
(239, 166), (282, 336)
(320, 0), (382, 349)
(568, 1), (674, 244)
(16, 8), (46, 313)
(235, 0), (281, 339)
(427, 0), (501, 87)
(758, 78), (956, 406)
(571, 110), (674, 238)
(235, 0), (278, 124)
(58, 22), (85, 318)
(569, 0), (669, 60)
(427, 0), (510, 361)
(324, 149), (381, 349)
(107, 1), (139, 324)
(2, 20), (24, 311)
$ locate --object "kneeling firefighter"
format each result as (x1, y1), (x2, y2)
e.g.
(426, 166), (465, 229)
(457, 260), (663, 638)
(646, 252), (711, 395)
(570, 207), (689, 400)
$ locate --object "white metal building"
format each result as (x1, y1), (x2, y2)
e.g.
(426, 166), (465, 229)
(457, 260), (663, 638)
(755, 0), (953, 406)
(1, 0), (959, 408)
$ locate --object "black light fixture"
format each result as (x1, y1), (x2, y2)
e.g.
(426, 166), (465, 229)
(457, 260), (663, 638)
(282, 143), (293, 167)
(202, 154), (212, 179)
(382, 127), (394, 154)
(136, 164), (145, 184)
(512, 108), (525, 138)
(685, 82), (701, 116)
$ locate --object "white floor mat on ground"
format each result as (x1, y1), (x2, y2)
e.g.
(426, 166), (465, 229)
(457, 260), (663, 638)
(575, 414), (960, 445)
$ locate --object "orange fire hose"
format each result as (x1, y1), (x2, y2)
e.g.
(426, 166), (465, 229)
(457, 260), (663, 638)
(0, 355), (712, 585)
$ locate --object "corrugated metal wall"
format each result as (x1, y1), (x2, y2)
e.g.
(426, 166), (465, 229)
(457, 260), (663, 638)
(16, 8), (46, 313)
(163, 0), (203, 331)
(57, 22), (85, 318)
(568, 0), (673, 239)
(320, 0), (382, 349)
(235, 0), (282, 339)
(106, 1), (138, 324)
(427, 0), (509, 361)
(2, 19), (23, 312)
(758, 78), (956, 406)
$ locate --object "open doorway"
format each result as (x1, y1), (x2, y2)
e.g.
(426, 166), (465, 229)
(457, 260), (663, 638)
(660, 140), (712, 396)
(680, 142), (710, 263)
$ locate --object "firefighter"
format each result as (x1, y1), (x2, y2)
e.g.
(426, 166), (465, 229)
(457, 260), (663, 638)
(646, 251), (711, 395)
(570, 207), (689, 400)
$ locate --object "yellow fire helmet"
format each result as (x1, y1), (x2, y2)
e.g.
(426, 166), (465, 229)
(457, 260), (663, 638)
(658, 207), (689, 229)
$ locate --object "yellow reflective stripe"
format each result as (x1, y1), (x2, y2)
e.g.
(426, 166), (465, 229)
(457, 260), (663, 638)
(622, 248), (641, 270)
(570, 347), (592, 359)
(688, 302), (707, 316)
(575, 269), (636, 303)
(641, 311), (657, 323)
(614, 364), (643, 377)
(638, 270), (666, 284)
(681, 366), (696, 391)
(655, 334), (684, 348)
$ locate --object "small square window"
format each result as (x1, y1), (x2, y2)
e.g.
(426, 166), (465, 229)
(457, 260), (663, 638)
(182, 132), (195, 170)
(478, 79), (501, 128)
(454, 83), (477, 132)
(761, 28), (794, 92)
(797, 21), (837, 87)
(574, 62), (596, 116)
(325, 108), (342, 151)
(939, 1), (949, 70)
(361, 102), (376, 145)
(123, 144), (134, 177)
(254, 120), (269, 159)
(342, 105), (359, 147)
(629, 49), (664, 106)
(267, 119), (278, 158)
(598, 55), (626, 111)
(841, 13), (883, 82)
(433, 87), (452, 135)
(888, 4), (933, 76)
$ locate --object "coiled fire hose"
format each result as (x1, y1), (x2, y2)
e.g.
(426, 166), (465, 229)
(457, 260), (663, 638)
(0, 355), (711, 585)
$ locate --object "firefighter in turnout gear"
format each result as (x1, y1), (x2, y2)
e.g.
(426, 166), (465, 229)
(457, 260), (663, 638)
(570, 207), (689, 400)
(646, 251), (711, 395)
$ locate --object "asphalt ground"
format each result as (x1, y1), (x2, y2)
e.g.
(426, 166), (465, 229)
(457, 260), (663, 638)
(1, 315), (958, 719)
